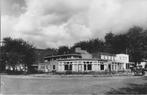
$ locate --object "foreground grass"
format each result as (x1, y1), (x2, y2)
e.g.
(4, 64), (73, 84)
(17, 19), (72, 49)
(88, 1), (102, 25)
(1, 75), (147, 95)
(106, 76), (147, 94)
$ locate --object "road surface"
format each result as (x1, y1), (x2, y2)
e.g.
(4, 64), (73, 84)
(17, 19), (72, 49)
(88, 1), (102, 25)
(1, 75), (147, 95)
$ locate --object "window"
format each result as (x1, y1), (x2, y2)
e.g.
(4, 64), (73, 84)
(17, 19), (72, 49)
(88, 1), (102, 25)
(64, 64), (72, 70)
(84, 64), (86, 70)
(88, 64), (92, 70)
(64, 64), (68, 70)
(53, 65), (55, 70)
(100, 64), (104, 70)
(69, 64), (72, 70)
(126, 64), (129, 69)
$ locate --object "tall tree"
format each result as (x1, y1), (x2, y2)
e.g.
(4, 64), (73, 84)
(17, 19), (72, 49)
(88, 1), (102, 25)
(126, 26), (144, 63)
(105, 32), (115, 53)
(1, 37), (36, 72)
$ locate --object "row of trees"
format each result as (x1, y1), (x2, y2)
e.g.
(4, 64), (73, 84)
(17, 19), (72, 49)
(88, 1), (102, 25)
(58, 26), (147, 63)
(104, 27), (147, 62)
(0, 38), (36, 73)
(0, 26), (147, 73)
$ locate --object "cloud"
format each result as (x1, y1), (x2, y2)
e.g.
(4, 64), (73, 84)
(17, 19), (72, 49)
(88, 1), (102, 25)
(1, 0), (26, 16)
(1, 0), (147, 48)
(89, 0), (147, 38)
(1, 16), (20, 38)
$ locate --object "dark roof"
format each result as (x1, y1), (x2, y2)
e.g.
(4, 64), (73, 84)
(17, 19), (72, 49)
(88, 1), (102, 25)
(57, 58), (108, 61)
(44, 54), (81, 59)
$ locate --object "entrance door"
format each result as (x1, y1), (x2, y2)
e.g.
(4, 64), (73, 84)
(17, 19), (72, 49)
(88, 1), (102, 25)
(108, 64), (111, 71)
(100, 64), (104, 70)
(78, 64), (82, 72)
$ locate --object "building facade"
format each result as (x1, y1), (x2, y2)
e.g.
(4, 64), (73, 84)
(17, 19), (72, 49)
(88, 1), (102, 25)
(36, 48), (131, 73)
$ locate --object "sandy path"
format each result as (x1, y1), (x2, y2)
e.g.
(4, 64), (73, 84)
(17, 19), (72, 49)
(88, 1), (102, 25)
(1, 75), (146, 95)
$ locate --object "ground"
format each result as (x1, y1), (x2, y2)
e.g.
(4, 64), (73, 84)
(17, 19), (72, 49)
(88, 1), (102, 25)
(1, 74), (147, 95)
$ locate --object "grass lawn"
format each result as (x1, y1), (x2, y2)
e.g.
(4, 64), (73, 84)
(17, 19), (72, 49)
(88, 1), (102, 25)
(1, 75), (147, 95)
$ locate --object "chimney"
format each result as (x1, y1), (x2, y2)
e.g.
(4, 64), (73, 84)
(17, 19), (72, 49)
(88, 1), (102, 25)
(75, 47), (82, 53)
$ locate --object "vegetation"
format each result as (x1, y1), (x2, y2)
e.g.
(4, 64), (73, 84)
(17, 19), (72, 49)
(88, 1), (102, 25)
(35, 48), (57, 63)
(0, 26), (147, 73)
(0, 37), (36, 73)
(58, 26), (147, 63)
(58, 46), (70, 55)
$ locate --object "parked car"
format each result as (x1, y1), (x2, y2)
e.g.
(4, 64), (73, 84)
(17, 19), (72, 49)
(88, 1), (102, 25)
(132, 65), (145, 76)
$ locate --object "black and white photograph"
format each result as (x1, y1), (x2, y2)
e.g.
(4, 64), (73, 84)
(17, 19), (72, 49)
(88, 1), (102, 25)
(1, 0), (147, 95)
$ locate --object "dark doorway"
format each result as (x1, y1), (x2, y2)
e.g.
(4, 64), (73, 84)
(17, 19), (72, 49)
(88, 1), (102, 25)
(53, 65), (55, 70)
(69, 64), (72, 70)
(64, 64), (68, 70)
(84, 64), (86, 71)
(108, 64), (111, 71)
(100, 64), (104, 70)
(88, 64), (92, 70)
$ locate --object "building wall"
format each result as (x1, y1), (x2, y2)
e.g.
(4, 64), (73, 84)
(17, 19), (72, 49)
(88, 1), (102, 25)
(38, 64), (49, 72)
(101, 55), (115, 61)
(58, 62), (64, 72)
(38, 60), (126, 73)
(5, 64), (27, 71)
(55, 60), (125, 72)
(115, 54), (129, 63)
(38, 52), (130, 73)
(100, 53), (129, 71)
(38, 61), (58, 72)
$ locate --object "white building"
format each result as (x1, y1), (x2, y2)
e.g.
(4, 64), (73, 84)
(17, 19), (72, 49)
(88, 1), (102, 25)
(140, 60), (147, 69)
(36, 48), (131, 73)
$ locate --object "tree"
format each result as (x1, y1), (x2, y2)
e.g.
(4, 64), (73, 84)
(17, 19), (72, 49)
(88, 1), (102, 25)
(105, 32), (115, 53)
(104, 26), (147, 63)
(35, 48), (57, 63)
(71, 39), (104, 53)
(1, 37), (36, 73)
(58, 46), (70, 54)
(0, 46), (6, 72)
(126, 26), (144, 63)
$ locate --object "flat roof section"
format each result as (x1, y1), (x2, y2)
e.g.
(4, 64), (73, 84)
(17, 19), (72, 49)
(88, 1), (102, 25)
(44, 54), (82, 59)
(57, 58), (108, 62)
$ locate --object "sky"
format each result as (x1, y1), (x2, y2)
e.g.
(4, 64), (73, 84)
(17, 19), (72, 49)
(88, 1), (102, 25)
(1, 0), (147, 49)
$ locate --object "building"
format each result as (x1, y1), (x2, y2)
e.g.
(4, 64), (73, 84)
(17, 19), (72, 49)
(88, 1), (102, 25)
(140, 60), (147, 69)
(5, 64), (27, 72)
(36, 48), (130, 73)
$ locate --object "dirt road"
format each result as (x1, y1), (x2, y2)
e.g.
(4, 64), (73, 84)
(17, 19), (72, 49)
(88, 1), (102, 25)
(1, 75), (147, 95)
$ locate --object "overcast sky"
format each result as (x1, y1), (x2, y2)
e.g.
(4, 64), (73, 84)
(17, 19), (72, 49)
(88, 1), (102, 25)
(1, 0), (147, 49)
